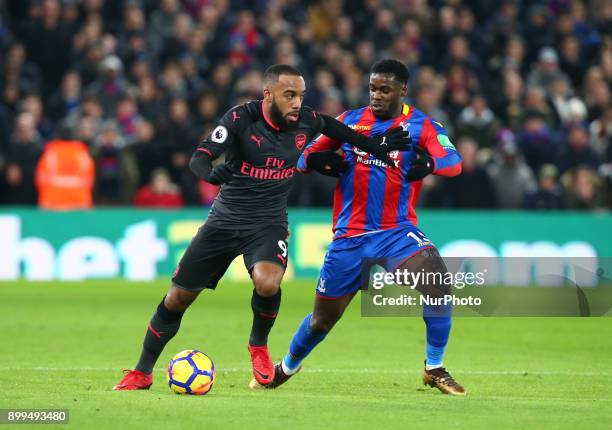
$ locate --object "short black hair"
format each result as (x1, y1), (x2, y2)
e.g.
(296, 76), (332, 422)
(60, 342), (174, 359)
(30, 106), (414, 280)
(263, 64), (302, 85)
(370, 59), (410, 85)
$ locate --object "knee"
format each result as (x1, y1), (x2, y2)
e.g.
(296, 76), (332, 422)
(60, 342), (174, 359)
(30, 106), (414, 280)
(165, 287), (197, 312)
(252, 275), (281, 297)
(309, 314), (336, 335)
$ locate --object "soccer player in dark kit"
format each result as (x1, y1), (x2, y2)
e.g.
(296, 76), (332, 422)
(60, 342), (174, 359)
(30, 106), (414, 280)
(113, 64), (411, 390)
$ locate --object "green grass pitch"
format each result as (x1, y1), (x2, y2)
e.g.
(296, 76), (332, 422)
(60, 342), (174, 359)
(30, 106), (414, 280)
(1, 280), (611, 429)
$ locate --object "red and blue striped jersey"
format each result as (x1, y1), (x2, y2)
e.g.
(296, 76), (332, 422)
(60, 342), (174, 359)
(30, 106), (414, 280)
(297, 104), (462, 239)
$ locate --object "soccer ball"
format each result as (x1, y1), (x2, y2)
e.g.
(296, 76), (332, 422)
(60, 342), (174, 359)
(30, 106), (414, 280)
(166, 350), (216, 395)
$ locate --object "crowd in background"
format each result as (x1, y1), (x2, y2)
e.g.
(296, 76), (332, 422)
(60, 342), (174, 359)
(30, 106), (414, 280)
(0, 0), (610, 210)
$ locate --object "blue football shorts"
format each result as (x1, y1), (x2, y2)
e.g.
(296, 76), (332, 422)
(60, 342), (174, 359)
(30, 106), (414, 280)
(315, 224), (435, 298)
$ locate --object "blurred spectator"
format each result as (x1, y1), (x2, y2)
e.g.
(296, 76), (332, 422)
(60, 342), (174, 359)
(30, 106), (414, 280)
(428, 137), (498, 208)
(2, 112), (43, 205)
(527, 47), (569, 90)
(179, 54), (206, 100)
(487, 130), (536, 209)
(557, 124), (601, 175)
(456, 94), (499, 148)
(62, 93), (104, 145)
(523, 7), (554, 63)
(131, 119), (160, 185)
(115, 94), (143, 145)
(414, 84), (452, 136)
(309, 0), (344, 43)
(590, 105), (612, 157)
(86, 55), (132, 116)
(194, 91), (220, 135)
(227, 10), (262, 71)
(20, 93), (54, 140)
(518, 111), (557, 173)
(20, 0), (72, 94)
(150, 0), (181, 41)
(443, 64), (478, 118)
(46, 70), (82, 122)
(134, 168), (183, 208)
(161, 12), (193, 62)
(91, 120), (138, 205)
(524, 164), (564, 210)
(304, 67), (335, 110)
(136, 75), (165, 123)
(547, 74), (590, 126)
(35, 136), (95, 210)
(524, 85), (556, 127)
(562, 165), (605, 210)
(585, 77), (610, 123)
(73, 39), (104, 86)
(209, 62), (234, 112)
(486, 1), (522, 53)
(157, 98), (200, 204)
(491, 69), (525, 132)
(1, 42), (42, 98)
(559, 35), (588, 88)
(233, 69), (263, 102)
(496, 35), (527, 76)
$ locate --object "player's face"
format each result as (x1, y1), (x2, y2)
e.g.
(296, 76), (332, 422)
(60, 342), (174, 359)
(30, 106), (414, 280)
(369, 73), (407, 119)
(264, 74), (306, 129)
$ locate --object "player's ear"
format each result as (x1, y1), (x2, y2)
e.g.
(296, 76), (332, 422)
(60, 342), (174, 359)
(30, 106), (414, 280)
(263, 87), (272, 102)
(400, 85), (408, 98)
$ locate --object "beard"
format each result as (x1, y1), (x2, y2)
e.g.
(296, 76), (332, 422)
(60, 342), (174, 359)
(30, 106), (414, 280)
(270, 98), (298, 131)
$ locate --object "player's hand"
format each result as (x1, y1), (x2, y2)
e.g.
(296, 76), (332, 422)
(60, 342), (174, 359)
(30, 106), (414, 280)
(370, 127), (412, 167)
(405, 145), (434, 182)
(209, 163), (236, 185)
(307, 151), (348, 177)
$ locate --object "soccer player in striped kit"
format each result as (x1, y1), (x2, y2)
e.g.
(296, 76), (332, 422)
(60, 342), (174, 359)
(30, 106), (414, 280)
(251, 59), (466, 395)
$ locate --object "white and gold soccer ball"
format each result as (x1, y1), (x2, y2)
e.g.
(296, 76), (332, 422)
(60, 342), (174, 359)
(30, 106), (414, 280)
(166, 350), (216, 395)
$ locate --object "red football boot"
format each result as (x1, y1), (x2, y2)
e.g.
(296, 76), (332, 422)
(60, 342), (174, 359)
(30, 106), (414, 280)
(247, 345), (274, 385)
(113, 369), (153, 390)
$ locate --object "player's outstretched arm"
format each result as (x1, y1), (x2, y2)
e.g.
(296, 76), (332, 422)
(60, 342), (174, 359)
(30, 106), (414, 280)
(319, 114), (410, 167)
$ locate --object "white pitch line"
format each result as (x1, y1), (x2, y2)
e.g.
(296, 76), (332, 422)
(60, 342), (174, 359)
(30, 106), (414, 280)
(0, 366), (609, 377)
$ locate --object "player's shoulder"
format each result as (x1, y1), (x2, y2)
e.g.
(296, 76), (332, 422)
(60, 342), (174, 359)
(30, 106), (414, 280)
(298, 105), (325, 129)
(220, 101), (259, 129)
(299, 105), (320, 120)
(406, 105), (446, 131)
(227, 100), (259, 120)
(336, 106), (370, 124)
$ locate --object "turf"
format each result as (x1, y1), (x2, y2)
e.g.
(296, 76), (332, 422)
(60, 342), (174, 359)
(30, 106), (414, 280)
(1, 280), (611, 429)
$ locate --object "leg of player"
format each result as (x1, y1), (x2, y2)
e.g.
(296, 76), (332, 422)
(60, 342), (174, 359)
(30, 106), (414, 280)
(283, 293), (355, 372)
(253, 292), (355, 389)
(247, 262), (284, 385)
(397, 247), (466, 395)
(113, 285), (199, 390)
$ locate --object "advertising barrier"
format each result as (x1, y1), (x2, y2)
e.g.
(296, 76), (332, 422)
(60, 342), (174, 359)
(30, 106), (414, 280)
(1, 208), (611, 283)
